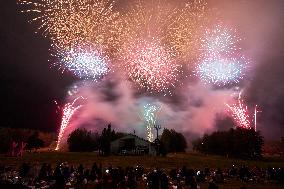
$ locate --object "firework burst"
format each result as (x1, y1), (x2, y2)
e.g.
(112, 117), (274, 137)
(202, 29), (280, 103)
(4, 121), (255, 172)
(200, 24), (241, 58)
(55, 96), (85, 151)
(119, 38), (182, 95)
(115, 0), (182, 94)
(195, 56), (248, 85)
(51, 44), (110, 80)
(17, 0), (120, 53)
(143, 103), (161, 142)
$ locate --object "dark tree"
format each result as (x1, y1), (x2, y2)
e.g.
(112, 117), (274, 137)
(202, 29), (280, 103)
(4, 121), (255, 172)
(67, 128), (99, 152)
(0, 127), (54, 153)
(160, 128), (187, 155)
(26, 131), (44, 151)
(193, 128), (264, 159)
(99, 123), (120, 156)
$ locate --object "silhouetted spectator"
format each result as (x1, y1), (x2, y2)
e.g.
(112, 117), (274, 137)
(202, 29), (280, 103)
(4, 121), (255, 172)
(208, 180), (218, 189)
(239, 165), (251, 182)
(127, 167), (137, 189)
(38, 163), (48, 180)
(161, 171), (169, 189)
(53, 164), (65, 189)
(62, 164), (70, 181)
(214, 168), (224, 183)
(19, 163), (30, 178)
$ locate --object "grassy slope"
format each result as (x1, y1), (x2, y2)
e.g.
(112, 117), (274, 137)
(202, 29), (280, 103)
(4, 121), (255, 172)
(1, 152), (283, 170)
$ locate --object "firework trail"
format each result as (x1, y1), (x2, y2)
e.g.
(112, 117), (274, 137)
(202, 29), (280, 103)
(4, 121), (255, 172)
(17, 0), (120, 53)
(119, 38), (181, 95)
(54, 100), (61, 114)
(55, 96), (85, 151)
(52, 44), (110, 80)
(254, 105), (261, 131)
(143, 103), (161, 142)
(226, 91), (251, 129)
(195, 56), (248, 85)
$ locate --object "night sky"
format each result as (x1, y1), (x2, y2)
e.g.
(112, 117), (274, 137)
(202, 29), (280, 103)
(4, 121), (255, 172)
(0, 0), (75, 131)
(1, 0), (284, 139)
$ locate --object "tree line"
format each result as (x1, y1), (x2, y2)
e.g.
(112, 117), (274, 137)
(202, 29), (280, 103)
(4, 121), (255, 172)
(192, 127), (264, 159)
(67, 124), (124, 155)
(67, 124), (188, 156)
(0, 127), (54, 153)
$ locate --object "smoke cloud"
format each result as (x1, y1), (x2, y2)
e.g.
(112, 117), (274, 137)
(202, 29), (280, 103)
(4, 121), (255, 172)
(61, 71), (237, 144)
(60, 0), (284, 144)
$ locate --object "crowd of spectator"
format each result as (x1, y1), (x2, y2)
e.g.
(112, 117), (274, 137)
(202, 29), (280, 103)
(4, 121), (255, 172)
(0, 162), (283, 189)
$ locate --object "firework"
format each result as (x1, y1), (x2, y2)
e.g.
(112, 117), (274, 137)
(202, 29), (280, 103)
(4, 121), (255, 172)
(67, 84), (80, 97)
(254, 105), (261, 131)
(115, 0), (182, 94)
(52, 44), (110, 80)
(143, 103), (161, 142)
(119, 38), (181, 95)
(54, 100), (61, 114)
(226, 92), (251, 129)
(55, 96), (84, 151)
(200, 24), (241, 58)
(167, 0), (210, 60)
(17, 0), (120, 53)
(66, 81), (93, 96)
(195, 56), (248, 85)
(118, 0), (178, 44)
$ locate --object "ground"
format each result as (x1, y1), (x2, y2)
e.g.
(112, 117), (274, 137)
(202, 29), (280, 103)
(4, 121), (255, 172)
(0, 152), (283, 188)
(1, 152), (283, 169)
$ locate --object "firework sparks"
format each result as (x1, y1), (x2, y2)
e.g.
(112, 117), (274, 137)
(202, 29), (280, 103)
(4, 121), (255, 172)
(200, 24), (241, 58)
(66, 81), (93, 97)
(67, 84), (80, 97)
(143, 103), (161, 142)
(118, 0), (178, 44)
(54, 100), (61, 114)
(55, 96), (84, 151)
(17, 0), (120, 53)
(119, 38), (181, 95)
(167, 0), (210, 60)
(254, 105), (261, 131)
(116, 0), (182, 94)
(226, 91), (251, 129)
(52, 44), (110, 80)
(195, 56), (248, 85)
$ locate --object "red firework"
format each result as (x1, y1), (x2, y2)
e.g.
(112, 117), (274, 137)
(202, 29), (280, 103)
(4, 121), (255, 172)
(226, 92), (251, 129)
(55, 96), (84, 150)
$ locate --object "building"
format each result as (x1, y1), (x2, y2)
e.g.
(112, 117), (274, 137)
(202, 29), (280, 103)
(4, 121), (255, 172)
(110, 134), (156, 155)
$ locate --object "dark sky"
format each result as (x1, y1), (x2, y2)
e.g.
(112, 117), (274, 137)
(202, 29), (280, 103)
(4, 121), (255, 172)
(0, 0), (284, 139)
(0, 0), (75, 131)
